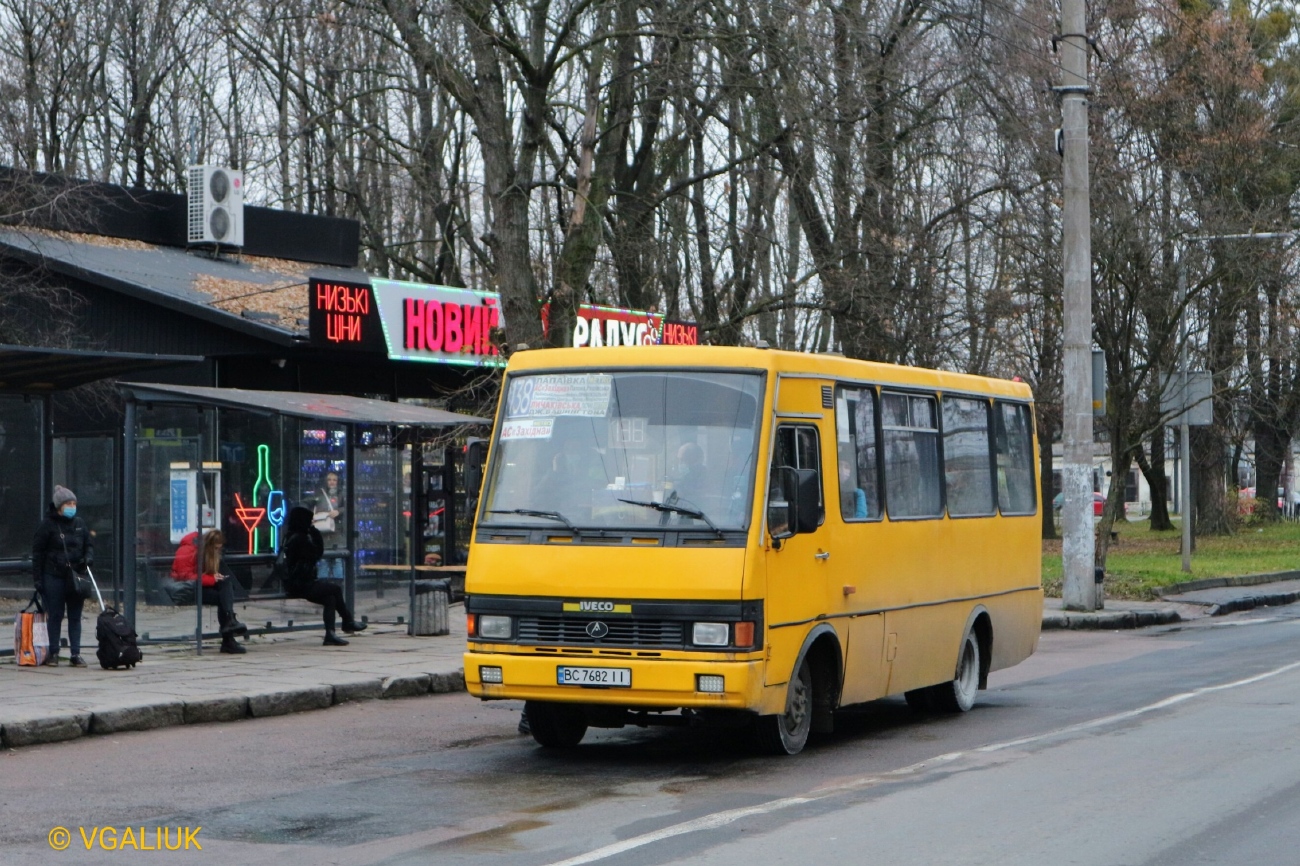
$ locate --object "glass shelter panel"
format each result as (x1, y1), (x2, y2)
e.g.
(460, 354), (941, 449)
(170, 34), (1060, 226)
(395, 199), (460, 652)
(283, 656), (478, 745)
(53, 436), (116, 588)
(0, 398), (42, 588)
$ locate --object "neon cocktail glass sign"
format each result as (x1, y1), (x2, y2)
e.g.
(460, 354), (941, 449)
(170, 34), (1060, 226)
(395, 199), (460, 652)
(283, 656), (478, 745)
(233, 493), (266, 556)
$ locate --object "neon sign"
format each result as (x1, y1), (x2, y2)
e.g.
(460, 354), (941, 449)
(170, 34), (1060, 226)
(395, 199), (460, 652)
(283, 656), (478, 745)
(373, 279), (506, 367)
(308, 278), (385, 352)
(403, 297), (500, 356)
(541, 303), (700, 347)
(233, 494), (266, 556)
(267, 490), (286, 551)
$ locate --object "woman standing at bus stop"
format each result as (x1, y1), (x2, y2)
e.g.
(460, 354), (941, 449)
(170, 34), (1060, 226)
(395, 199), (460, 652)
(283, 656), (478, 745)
(31, 485), (91, 667)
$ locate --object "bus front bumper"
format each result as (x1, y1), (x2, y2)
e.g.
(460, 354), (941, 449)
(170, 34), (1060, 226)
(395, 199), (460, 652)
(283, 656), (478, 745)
(464, 649), (768, 711)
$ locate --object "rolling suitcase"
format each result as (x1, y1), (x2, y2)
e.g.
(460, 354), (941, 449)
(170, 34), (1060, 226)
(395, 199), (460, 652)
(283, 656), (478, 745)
(86, 568), (143, 670)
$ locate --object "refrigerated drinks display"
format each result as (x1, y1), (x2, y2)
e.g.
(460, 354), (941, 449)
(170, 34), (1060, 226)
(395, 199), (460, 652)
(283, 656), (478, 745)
(354, 426), (402, 580)
(298, 427), (346, 512)
(298, 426), (347, 578)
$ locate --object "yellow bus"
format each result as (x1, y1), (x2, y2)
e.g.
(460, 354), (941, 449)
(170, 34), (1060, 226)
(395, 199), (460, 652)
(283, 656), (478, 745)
(464, 346), (1042, 754)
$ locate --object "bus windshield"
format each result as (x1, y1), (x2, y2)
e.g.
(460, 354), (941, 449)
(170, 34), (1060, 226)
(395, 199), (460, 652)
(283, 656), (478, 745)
(480, 370), (764, 533)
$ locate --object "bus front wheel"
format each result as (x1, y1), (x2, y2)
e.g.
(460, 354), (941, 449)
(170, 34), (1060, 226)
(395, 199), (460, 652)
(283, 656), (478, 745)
(525, 700), (588, 748)
(755, 658), (813, 755)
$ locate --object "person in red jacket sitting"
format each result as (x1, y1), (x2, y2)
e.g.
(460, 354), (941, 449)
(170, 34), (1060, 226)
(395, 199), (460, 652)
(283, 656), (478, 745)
(171, 530), (249, 654)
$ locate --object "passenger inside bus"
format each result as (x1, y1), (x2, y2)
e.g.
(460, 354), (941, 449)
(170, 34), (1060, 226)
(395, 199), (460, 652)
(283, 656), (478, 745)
(673, 442), (707, 502)
(839, 458), (868, 519)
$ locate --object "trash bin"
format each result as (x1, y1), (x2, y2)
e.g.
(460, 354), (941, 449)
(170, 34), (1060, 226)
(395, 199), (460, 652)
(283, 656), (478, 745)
(411, 579), (450, 636)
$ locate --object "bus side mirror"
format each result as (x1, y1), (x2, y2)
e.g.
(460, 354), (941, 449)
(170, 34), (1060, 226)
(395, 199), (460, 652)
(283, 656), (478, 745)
(794, 468), (821, 534)
(465, 438), (488, 497)
(768, 466), (797, 541)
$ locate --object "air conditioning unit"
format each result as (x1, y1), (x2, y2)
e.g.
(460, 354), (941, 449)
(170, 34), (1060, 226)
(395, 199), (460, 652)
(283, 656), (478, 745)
(187, 165), (244, 247)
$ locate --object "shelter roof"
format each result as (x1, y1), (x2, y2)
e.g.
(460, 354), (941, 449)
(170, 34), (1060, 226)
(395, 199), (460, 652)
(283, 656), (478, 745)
(120, 382), (490, 427)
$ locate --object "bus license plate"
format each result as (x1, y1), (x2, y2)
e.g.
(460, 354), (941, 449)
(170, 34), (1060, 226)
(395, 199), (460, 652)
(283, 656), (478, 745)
(556, 666), (631, 688)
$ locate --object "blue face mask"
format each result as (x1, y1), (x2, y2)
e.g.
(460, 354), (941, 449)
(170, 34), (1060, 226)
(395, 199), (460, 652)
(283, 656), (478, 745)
(61, 505), (76, 518)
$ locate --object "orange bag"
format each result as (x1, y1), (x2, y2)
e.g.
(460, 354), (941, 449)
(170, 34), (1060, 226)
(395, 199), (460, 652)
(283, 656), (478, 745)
(14, 592), (49, 667)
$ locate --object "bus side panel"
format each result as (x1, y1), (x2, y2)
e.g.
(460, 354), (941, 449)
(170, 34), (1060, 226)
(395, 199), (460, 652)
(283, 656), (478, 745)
(884, 604), (972, 696)
(840, 614), (888, 704)
(877, 510), (1039, 695)
(985, 588), (1043, 672)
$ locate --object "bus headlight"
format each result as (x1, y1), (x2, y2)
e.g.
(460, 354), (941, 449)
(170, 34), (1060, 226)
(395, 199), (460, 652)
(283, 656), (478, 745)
(692, 622), (729, 647)
(478, 615), (513, 639)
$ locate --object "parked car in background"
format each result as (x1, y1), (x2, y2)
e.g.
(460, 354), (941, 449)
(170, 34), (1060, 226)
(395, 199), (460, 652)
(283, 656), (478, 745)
(1052, 491), (1106, 516)
(1238, 487), (1284, 514)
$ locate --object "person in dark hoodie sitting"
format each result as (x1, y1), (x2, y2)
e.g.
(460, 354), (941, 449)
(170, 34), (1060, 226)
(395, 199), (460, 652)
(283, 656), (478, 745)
(31, 485), (92, 667)
(283, 505), (367, 645)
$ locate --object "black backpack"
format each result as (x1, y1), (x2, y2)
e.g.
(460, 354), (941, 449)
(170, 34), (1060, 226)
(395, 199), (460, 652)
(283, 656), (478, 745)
(96, 607), (143, 670)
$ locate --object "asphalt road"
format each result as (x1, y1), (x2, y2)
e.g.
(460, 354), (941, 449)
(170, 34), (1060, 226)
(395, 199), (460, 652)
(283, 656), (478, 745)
(5, 608), (1300, 866)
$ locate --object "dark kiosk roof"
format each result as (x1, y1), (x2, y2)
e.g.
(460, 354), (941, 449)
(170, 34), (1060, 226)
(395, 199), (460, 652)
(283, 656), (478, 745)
(121, 382), (491, 427)
(0, 344), (201, 392)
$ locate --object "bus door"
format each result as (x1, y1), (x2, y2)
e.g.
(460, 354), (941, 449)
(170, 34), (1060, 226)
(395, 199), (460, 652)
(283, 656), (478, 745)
(763, 378), (833, 687)
(831, 385), (889, 705)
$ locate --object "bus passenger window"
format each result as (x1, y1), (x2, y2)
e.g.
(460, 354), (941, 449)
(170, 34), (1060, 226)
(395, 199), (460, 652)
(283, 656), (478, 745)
(835, 387), (881, 520)
(882, 392), (942, 518)
(942, 397), (995, 517)
(995, 402), (1037, 514)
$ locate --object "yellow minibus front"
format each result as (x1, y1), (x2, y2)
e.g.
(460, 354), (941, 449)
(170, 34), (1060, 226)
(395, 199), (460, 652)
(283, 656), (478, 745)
(464, 345), (1041, 754)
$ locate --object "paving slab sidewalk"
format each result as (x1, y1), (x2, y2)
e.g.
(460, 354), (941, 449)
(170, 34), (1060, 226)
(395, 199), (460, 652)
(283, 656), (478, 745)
(0, 615), (469, 748)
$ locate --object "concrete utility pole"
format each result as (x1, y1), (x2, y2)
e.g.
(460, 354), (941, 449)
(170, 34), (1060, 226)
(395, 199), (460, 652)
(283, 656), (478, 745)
(1059, 0), (1095, 610)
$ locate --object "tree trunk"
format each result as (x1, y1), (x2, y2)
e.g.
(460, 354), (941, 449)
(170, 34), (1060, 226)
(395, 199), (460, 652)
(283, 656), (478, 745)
(1136, 428), (1173, 531)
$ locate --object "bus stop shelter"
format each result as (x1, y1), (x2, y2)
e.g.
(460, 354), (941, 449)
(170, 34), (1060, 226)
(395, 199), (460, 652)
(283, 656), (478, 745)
(119, 382), (490, 644)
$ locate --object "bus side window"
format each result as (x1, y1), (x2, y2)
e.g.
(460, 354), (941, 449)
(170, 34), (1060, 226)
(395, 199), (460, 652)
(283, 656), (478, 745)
(835, 387), (881, 520)
(771, 425), (824, 527)
(942, 396), (995, 517)
(881, 391), (942, 519)
(995, 402), (1037, 514)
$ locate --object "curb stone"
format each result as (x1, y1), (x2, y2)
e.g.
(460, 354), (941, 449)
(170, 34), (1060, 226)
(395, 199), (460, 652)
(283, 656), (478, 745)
(1207, 591), (1300, 617)
(247, 686), (334, 718)
(332, 678), (383, 704)
(382, 674), (432, 698)
(429, 670), (465, 693)
(183, 696), (250, 724)
(1, 712), (92, 747)
(91, 702), (185, 735)
(1157, 571), (1300, 596)
(0, 666), (462, 749)
(1041, 610), (1181, 630)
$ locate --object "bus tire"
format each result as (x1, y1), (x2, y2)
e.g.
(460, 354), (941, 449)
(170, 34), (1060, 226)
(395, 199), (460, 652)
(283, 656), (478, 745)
(525, 700), (588, 748)
(755, 658), (813, 755)
(929, 629), (981, 713)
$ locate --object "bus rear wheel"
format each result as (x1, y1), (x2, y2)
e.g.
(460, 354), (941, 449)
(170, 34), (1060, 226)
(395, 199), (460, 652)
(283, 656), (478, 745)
(525, 700), (588, 748)
(929, 630), (981, 713)
(755, 658), (813, 755)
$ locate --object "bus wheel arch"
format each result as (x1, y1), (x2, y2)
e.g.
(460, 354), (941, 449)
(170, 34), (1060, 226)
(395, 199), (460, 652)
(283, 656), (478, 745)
(756, 626), (842, 755)
(968, 608), (992, 690)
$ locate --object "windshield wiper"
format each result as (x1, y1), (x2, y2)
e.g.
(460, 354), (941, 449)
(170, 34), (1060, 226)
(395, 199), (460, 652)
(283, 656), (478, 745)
(488, 508), (580, 538)
(617, 498), (725, 539)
